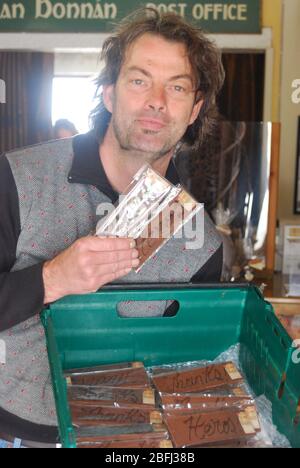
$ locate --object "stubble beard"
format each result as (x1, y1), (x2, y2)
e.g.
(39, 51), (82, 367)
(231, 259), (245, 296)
(112, 116), (177, 164)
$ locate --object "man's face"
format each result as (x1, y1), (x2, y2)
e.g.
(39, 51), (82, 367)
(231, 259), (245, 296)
(103, 33), (203, 161)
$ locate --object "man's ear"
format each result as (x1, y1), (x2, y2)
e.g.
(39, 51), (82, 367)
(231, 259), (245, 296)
(102, 84), (115, 113)
(189, 98), (204, 126)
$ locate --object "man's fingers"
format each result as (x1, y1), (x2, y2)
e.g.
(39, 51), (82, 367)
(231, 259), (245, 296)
(87, 249), (139, 265)
(81, 236), (136, 252)
(98, 268), (134, 288)
(94, 258), (140, 277)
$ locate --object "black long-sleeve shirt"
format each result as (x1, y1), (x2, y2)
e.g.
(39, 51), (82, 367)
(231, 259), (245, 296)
(0, 154), (45, 333)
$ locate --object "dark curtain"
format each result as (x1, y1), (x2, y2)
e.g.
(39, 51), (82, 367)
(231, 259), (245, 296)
(218, 53), (265, 122)
(0, 52), (54, 153)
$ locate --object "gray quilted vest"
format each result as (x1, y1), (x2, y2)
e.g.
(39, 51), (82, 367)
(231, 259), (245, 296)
(0, 137), (221, 426)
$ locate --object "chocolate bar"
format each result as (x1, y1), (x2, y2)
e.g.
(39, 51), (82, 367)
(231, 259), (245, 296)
(77, 439), (173, 449)
(164, 409), (257, 448)
(71, 404), (162, 427)
(68, 386), (155, 406)
(95, 164), (201, 272)
(164, 405), (261, 435)
(152, 362), (243, 394)
(160, 394), (254, 412)
(135, 189), (201, 271)
(96, 165), (180, 241)
(76, 423), (168, 443)
(67, 367), (150, 388)
(64, 361), (144, 376)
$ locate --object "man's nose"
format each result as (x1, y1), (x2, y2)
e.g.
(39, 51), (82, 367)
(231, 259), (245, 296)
(145, 84), (167, 112)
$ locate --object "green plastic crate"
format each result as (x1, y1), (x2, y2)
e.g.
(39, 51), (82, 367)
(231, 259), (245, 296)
(41, 284), (300, 448)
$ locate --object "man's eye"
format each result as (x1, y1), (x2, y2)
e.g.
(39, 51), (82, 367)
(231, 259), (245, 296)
(174, 85), (185, 93)
(132, 79), (144, 86)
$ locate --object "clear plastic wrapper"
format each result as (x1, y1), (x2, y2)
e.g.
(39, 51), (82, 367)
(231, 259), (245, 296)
(64, 361), (144, 376)
(71, 403), (162, 427)
(95, 164), (201, 272)
(164, 408), (258, 448)
(75, 423), (169, 442)
(152, 362), (244, 394)
(68, 344), (291, 448)
(67, 386), (156, 406)
(96, 165), (180, 239)
(66, 366), (150, 388)
(160, 393), (255, 413)
(77, 438), (173, 449)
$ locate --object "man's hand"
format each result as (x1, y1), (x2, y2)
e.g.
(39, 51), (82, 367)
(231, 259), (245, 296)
(42, 237), (139, 304)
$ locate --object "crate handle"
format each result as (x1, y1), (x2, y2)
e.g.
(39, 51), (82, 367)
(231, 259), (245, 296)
(116, 299), (180, 318)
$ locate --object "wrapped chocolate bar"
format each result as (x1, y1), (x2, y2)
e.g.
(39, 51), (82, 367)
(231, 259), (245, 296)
(75, 423), (169, 443)
(77, 438), (173, 449)
(66, 366), (150, 388)
(160, 394), (255, 413)
(71, 403), (162, 427)
(68, 386), (156, 406)
(152, 362), (244, 394)
(64, 361), (144, 376)
(164, 408), (259, 448)
(96, 165), (201, 272)
(163, 405), (261, 434)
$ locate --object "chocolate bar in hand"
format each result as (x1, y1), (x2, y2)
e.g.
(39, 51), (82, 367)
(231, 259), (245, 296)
(164, 409), (257, 448)
(152, 362), (243, 394)
(135, 189), (201, 271)
(67, 367), (150, 388)
(71, 403), (162, 427)
(68, 386), (156, 406)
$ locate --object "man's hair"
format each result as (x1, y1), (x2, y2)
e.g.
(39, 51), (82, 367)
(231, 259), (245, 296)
(90, 8), (225, 147)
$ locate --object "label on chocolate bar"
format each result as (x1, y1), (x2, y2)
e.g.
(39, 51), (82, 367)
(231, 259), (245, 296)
(153, 363), (244, 394)
(225, 363), (243, 381)
(165, 410), (256, 448)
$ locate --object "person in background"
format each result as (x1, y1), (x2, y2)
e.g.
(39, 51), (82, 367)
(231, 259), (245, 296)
(53, 119), (78, 139)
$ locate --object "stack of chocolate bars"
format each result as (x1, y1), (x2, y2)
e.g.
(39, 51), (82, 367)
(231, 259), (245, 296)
(65, 362), (172, 448)
(65, 361), (261, 448)
(152, 362), (261, 448)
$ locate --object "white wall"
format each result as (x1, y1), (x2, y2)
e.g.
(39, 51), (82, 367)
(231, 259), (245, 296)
(279, 0), (300, 222)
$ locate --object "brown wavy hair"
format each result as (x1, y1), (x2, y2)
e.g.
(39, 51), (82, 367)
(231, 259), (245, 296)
(90, 8), (225, 147)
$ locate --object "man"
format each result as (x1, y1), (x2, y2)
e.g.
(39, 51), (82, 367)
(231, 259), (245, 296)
(0, 9), (224, 446)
